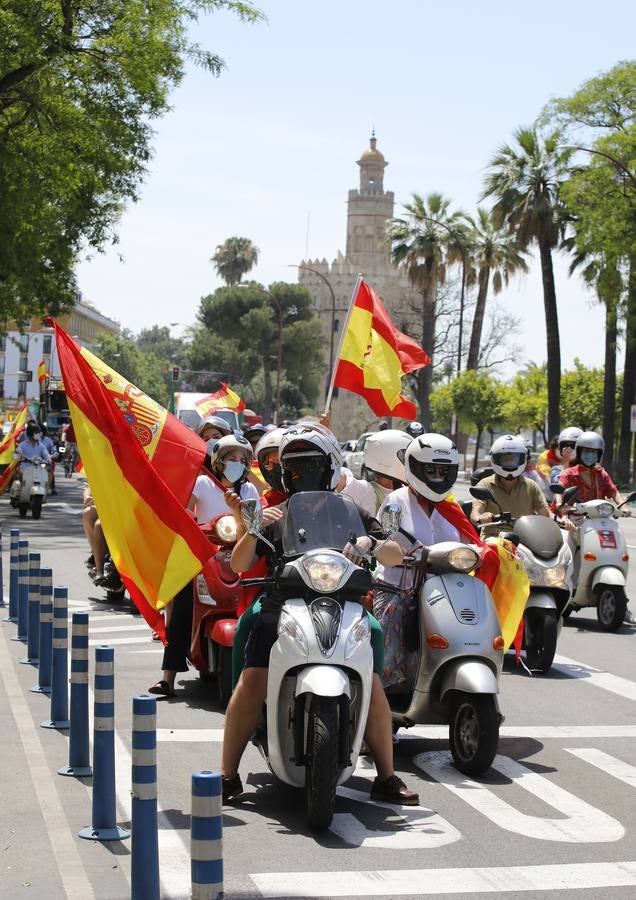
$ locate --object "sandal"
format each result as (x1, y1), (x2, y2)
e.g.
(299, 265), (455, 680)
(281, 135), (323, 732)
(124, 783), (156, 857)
(148, 680), (176, 697)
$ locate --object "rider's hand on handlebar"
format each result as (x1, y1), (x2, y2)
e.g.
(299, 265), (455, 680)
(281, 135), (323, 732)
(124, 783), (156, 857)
(479, 512), (494, 524)
(558, 516), (577, 531)
(225, 490), (242, 512)
(343, 536), (373, 565)
(262, 506), (284, 527)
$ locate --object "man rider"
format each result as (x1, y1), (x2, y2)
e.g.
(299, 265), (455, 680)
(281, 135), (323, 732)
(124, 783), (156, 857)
(16, 422), (52, 465)
(471, 434), (550, 526)
(221, 425), (419, 807)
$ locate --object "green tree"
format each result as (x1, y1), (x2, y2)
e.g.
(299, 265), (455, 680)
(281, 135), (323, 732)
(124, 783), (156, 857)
(482, 128), (573, 438)
(560, 359), (605, 431)
(465, 207), (528, 370)
(388, 193), (468, 427)
(449, 370), (504, 471)
(429, 381), (454, 434)
(501, 362), (548, 444)
(211, 236), (259, 286)
(0, 1), (261, 327)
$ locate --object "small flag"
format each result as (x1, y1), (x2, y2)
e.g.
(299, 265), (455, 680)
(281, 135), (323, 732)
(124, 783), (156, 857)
(333, 279), (430, 418)
(38, 360), (49, 384)
(195, 383), (246, 418)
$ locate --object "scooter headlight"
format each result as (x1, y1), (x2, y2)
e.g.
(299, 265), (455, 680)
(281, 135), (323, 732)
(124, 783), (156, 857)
(278, 609), (308, 655)
(344, 614), (370, 660)
(196, 574), (216, 607)
(302, 553), (348, 592)
(544, 565), (566, 586)
(596, 502), (614, 518)
(447, 547), (480, 572)
(212, 514), (238, 545)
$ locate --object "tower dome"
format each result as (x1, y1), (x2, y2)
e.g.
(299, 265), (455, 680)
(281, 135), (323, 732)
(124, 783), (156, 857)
(359, 133), (386, 163)
(356, 131), (388, 195)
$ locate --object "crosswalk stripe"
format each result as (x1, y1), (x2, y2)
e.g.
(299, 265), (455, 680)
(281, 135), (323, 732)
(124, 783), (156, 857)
(553, 654), (636, 703)
(89, 635), (150, 646)
(251, 861), (636, 896)
(567, 748), (636, 789)
(88, 623), (149, 634)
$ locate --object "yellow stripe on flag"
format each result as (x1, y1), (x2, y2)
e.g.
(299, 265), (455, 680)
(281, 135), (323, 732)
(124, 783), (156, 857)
(339, 306), (406, 409)
(488, 539), (530, 649)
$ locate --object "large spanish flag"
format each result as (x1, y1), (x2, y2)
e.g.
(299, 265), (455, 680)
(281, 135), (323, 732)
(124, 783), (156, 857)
(333, 279), (430, 418)
(51, 321), (214, 639)
(195, 383), (245, 418)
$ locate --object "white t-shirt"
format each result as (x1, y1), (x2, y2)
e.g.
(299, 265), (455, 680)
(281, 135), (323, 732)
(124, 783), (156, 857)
(339, 466), (379, 517)
(191, 476), (259, 524)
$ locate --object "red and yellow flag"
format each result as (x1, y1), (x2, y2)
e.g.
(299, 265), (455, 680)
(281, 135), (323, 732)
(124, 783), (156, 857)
(333, 279), (430, 418)
(0, 404), (30, 493)
(51, 321), (214, 639)
(195, 383), (245, 418)
(37, 360), (49, 384)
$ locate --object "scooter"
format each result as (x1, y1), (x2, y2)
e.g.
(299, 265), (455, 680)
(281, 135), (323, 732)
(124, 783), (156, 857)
(560, 491), (636, 631)
(9, 457), (48, 519)
(470, 483), (577, 673)
(378, 535), (505, 775)
(240, 490), (380, 830)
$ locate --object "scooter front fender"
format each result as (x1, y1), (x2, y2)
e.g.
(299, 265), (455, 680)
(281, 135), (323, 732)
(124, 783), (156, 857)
(209, 618), (237, 647)
(592, 566), (627, 590)
(295, 665), (350, 699)
(525, 591), (557, 612)
(30, 486), (46, 497)
(440, 659), (499, 701)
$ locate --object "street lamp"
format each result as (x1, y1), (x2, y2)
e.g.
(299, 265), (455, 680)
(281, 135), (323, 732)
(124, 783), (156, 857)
(288, 264), (339, 400)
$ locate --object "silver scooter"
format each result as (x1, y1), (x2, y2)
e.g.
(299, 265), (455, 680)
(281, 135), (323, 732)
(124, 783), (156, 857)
(9, 456), (48, 519)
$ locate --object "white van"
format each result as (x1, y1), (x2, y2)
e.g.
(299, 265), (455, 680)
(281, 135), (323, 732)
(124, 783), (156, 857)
(173, 392), (240, 433)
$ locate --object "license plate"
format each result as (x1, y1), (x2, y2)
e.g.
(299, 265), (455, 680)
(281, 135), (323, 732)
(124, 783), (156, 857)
(598, 529), (617, 549)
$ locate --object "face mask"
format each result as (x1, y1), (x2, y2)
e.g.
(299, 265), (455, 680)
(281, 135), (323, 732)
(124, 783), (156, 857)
(223, 461), (246, 484)
(580, 450), (597, 467)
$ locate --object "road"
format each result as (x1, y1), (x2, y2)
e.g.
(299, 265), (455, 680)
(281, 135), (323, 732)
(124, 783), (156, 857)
(1, 476), (636, 899)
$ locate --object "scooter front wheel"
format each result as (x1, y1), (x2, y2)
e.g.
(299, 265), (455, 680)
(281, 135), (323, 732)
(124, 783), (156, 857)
(524, 609), (558, 673)
(18, 502), (28, 518)
(31, 496), (43, 520)
(450, 694), (499, 776)
(595, 585), (627, 631)
(305, 696), (339, 830)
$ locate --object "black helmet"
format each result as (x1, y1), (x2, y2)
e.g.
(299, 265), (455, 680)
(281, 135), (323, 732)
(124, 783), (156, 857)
(26, 422), (40, 439)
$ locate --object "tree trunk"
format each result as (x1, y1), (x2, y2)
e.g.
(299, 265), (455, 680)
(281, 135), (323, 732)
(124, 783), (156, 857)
(616, 256), (636, 486)
(418, 280), (436, 430)
(602, 294), (618, 473)
(473, 426), (483, 472)
(538, 240), (561, 439)
(466, 267), (490, 370)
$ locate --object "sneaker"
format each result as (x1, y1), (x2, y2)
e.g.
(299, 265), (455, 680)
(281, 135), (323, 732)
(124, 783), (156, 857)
(370, 775), (419, 806)
(85, 555), (95, 569)
(624, 608), (636, 626)
(222, 773), (244, 803)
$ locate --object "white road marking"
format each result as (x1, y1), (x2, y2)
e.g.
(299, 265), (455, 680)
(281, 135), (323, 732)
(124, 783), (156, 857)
(416, 751), (624, 843)
(89, 635), (150, 646)
(158, 728), (225, 742)
(251, 861), (636, 897)
(553, 653), (636, 703)
(567, 747), (636, 789)
(88, 622), (150, 634)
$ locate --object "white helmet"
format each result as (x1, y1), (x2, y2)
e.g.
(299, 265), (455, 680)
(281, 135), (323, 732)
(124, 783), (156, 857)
(575, 431), (604, 467)
(208, 433), (253, 481)
(401, 433), (459, 502)
(363, 430), (410, 486)
(405, 421), (424, 438)
(490, 434), (527, 480)
(254, 426), (289, 492)
(558, 426), (583, 454)
(279, 425), (342, 494)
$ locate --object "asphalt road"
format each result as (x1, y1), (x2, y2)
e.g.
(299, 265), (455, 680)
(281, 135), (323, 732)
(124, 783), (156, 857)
(1, 475), (636, 900)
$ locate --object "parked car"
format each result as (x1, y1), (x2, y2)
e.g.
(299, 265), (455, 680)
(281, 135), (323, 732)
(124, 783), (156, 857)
(343, 431), (373, 478)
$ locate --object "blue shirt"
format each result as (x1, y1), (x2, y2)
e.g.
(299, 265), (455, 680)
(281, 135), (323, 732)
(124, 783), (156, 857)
(16, 439), (51, 465)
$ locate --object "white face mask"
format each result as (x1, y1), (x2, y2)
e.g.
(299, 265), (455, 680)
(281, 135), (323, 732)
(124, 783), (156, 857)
(580, 450), (598, 467)
(223, 461), (246, 484)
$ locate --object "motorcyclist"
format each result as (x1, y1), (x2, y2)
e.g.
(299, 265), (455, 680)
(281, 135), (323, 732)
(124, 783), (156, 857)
(471, 434), (550, 526)
(405, 421), (424, 438)
(550, 426), (583, 484)
(188, 433), (260, 524)
(198, 416), (233, 443)
(255, 426), (288, 507)
(374, 433), (477, 689)
(15, 422), (52, 466)
(221, 425), (419, 807)
(242, 422), (268, 451)
(362, 429), (412, 513)
(40, 424), (58, 494)
(536, 435), (560, 481)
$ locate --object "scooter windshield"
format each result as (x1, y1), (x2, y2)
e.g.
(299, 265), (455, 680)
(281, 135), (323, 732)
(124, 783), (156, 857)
(282, 491), (366, 557)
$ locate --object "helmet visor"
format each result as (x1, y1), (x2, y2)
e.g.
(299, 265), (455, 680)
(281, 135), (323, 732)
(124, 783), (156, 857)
(492, 451), (526, 473)
(409, 458), (458, 495)
(282, 450), (330, 494)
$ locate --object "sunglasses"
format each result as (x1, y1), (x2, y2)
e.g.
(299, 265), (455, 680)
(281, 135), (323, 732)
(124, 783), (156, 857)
(422, 463), (450, 477)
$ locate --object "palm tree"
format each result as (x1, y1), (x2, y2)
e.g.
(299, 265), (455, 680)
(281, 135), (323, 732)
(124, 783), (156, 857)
(465, 207), (528, 370)
(482, 128), (572, 437)
(211, 236), (259, 286)
(388, 192), (467, 428)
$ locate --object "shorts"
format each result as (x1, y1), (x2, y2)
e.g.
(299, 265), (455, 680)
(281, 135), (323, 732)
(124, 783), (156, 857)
(243, 609), (384, 675)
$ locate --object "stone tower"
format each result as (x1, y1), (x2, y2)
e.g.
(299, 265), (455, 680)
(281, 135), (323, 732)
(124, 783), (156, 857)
(298, 134), (421, 438)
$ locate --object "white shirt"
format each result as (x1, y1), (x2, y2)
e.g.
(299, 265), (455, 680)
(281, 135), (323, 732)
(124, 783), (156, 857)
(339, 466), (379, 517)
(191, 476), (259, 524)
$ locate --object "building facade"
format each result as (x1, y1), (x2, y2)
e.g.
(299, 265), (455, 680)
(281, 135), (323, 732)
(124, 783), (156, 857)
(298, 134), (421, 438)
(0, 299), (120, 411)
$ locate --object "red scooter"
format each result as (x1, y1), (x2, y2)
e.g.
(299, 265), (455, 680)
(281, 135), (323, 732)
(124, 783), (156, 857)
(190, 513), (264, 704)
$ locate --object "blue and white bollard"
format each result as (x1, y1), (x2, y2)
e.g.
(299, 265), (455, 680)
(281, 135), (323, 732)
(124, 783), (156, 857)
(13, 538), (28, 642)
(58, 611), (92, 776)
(41, 587), (70, 730)
(5, 528), (20, 623)
(191, 771), (223, 900)
(32, 568), (53, 694)
(79, 646), (130, 841)
(21, 551), (41, 665)
(131, 695), (160, 900)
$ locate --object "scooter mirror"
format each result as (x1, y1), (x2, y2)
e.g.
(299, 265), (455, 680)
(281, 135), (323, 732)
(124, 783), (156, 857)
(380, 503), (402, 538)
(469, 486), (495, 503)
(562, 486), (579, 505)
(550, 483), (564, 495)
(625, 491), (636, 504)
(241, 498), (263, 536)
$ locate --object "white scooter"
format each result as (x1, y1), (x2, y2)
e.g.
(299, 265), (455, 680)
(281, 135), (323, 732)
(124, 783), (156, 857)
(240, 491), (384, 830)
(9, 457), (48, 519)
(560, 491), (635, 631)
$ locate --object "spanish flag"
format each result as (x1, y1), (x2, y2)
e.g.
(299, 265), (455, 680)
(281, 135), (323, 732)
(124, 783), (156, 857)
(195, 383), (246, 418)
(50, 321), (214, 640)
(37, 360), (49, 384)
(0, 404), (29, 493)
(333, 278), (430, 418)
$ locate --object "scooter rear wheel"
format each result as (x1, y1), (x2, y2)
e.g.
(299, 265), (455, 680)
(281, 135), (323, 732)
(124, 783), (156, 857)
(595, 585), (627, 631)
(305, 696), (339, 830)
(450, 694), (499, 776)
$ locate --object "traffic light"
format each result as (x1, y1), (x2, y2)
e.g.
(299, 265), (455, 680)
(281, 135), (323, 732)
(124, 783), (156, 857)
(171, 366), (180, 382)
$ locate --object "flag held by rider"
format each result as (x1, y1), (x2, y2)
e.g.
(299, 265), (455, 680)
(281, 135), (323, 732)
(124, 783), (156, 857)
(195, 383), (246, 418)
(49, 319), (214, 640)
(328, 277), (430, 419)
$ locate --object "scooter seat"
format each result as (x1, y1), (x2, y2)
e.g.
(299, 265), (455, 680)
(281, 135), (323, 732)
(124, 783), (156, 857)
(514, 515), (564, 559)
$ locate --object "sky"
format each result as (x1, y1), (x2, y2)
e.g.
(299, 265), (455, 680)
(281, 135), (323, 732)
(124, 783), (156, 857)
(76, 0), (635, 375)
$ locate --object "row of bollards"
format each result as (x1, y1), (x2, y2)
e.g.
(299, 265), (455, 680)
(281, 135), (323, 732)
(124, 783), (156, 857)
(3, 525), (224, 900)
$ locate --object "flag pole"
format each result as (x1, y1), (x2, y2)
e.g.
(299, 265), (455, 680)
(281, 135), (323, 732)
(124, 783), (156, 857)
(323, 273), (363, 416)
